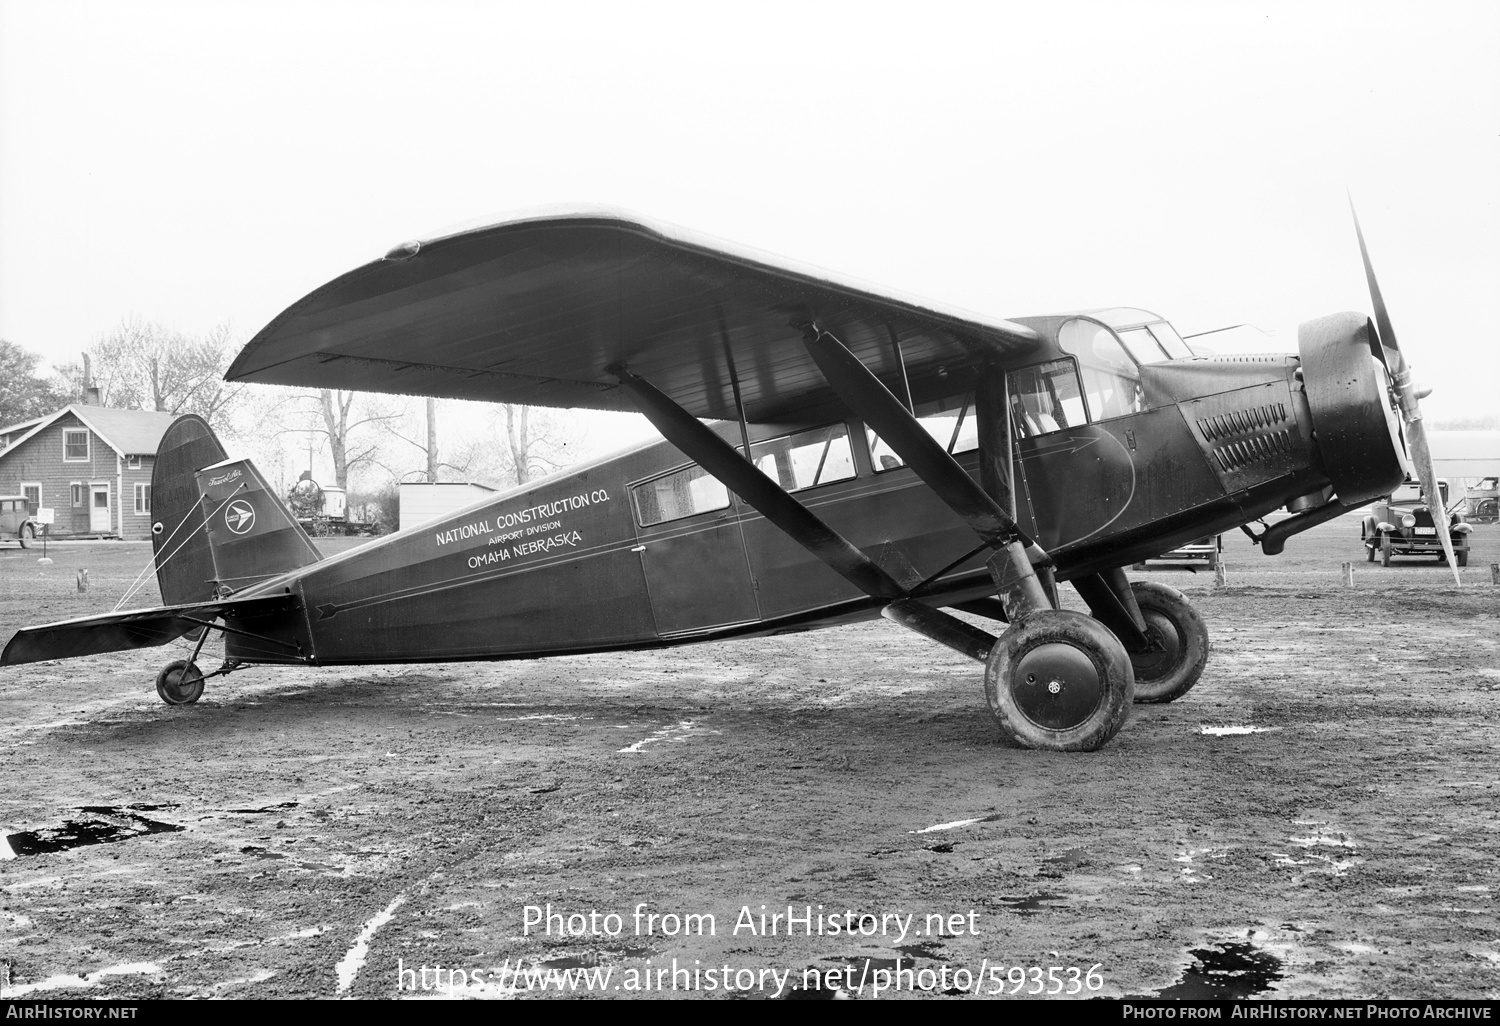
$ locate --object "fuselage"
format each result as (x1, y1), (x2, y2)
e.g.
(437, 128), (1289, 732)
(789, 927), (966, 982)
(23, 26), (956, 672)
(225, 308), (1378, 667)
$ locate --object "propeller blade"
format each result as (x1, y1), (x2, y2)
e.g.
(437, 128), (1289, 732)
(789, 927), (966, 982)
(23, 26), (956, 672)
(1350, 198), (1418, 419)
(1406, 420), (1462, 585)
(1349, 198), (1460, 584)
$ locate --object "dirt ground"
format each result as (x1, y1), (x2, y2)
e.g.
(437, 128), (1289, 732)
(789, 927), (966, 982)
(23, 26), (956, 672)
(1, 516), (1497, 1000)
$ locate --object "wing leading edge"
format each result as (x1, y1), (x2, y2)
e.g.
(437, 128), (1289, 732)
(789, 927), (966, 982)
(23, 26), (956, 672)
(226, 208), (1040, 424)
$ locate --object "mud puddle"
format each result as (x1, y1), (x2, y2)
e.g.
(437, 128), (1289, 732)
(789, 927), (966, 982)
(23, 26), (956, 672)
(2, 804), (183, 857)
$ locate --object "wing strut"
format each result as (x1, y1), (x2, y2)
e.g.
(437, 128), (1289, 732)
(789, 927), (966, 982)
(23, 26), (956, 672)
(613, 368), (1000, 661)
(799, 326), (1055, 619)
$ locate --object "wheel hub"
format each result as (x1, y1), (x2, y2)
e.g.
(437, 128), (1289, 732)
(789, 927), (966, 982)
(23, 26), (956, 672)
(1011, 643), (1104, 729)
(1129, 612), (1182, 682)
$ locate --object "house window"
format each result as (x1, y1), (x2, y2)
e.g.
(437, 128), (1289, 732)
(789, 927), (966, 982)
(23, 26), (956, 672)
(64, 428), (89, 461)
(72, 483), (85, 507)
(126, 454), (142, 470)
(134, 483), (151, 515)
(22, 483), (41, 515)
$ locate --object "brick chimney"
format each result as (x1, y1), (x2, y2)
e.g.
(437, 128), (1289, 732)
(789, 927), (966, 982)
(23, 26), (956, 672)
(81, 353), (102, 406)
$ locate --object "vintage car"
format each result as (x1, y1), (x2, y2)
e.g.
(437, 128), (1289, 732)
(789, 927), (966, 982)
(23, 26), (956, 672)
(1362, 479), (1472, 567)
(0, 495), (39, 548)
(1466, 476), (1498, 523)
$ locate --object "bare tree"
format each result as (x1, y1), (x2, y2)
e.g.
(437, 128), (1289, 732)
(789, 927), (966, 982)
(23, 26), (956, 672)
(503, 403), (574, 485)
(312, 389), (403, 490)
(376, 398), (584, 489)
(84, 315), (243, 428)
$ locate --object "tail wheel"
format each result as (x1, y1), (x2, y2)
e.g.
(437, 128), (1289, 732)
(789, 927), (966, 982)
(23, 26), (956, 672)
(19, 523), (35, 549)
(156, 659), (205, 705)
(984, 610), (1133, 752)
(1126, 581), (1209, 704)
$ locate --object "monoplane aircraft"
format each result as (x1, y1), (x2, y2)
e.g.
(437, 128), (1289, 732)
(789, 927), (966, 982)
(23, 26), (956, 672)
(1, 206), (1456, 751)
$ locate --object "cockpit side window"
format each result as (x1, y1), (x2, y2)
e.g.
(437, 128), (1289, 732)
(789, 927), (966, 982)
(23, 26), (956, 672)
(1008, 359), (1086, 439)
(1058, 318), (1145, 422)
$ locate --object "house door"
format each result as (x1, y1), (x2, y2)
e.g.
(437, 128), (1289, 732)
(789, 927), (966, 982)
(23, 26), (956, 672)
(89, 484), (111, 533)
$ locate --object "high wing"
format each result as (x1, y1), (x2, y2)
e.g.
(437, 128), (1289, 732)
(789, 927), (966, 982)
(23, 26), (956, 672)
(1, 595), (299, 666)
(226, 207), (1040, 422)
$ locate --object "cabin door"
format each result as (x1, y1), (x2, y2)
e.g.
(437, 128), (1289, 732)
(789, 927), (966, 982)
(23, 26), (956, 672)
(630, 465), (759, 637)
(89, 484), (111, 534)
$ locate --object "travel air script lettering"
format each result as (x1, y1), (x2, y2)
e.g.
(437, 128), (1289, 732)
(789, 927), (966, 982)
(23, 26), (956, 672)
(431, 489), (612, 570)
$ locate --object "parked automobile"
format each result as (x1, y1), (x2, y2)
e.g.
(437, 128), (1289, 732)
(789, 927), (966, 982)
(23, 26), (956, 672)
(0, 495), (39, 548)
(1362, 479), (1472, 567)
(1466, 476), (1498, 523)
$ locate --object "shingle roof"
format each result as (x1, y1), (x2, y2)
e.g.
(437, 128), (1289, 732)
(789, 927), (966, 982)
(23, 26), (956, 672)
(0, 405), (182, 459)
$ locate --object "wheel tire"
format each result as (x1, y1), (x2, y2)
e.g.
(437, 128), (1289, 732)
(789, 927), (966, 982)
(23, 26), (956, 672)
(1125, 581), (1210, 704)
(19, 523), (35, 549)
(156, 659), (205, 705)
(1456, 546), (1468, 568)
(984, 609), (1133, 752)
(1380, 534), (1392, 567)
(1366, 540), (1375, 562)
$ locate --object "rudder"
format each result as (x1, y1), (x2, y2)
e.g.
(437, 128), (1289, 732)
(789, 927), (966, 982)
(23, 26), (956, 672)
(152, 415), (228, 605)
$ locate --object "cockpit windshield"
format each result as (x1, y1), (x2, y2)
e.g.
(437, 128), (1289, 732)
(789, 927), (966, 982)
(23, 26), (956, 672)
(1058, 318), (1145, 421)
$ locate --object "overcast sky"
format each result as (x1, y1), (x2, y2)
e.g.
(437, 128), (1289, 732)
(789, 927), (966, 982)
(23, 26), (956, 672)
(2, 0), (1497, 427)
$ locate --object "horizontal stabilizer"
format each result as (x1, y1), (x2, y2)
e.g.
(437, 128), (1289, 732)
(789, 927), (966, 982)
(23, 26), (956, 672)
(1, 594), (299, 666)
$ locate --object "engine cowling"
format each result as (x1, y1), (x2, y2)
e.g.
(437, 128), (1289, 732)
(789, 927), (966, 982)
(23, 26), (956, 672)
(1297, 311), (1407, 507)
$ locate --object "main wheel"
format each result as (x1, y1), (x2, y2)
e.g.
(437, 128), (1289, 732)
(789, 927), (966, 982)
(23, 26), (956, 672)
(156, 659), (204, 705)
(19, 523), (35, 549)
(1456, 546), (1468, 568)
(1380, 534), (1392, 567)
(1125, 581), (1210, 704)
(984, 610), (1133, 752)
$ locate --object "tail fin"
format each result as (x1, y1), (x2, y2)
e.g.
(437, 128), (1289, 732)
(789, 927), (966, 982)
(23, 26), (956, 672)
(196, 458), (322, 592)
(152, 416), (321, 603)
(152, 415), (229, 605)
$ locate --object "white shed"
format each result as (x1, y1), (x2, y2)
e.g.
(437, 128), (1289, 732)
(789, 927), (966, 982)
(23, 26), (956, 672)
(399, 482), (497, 532)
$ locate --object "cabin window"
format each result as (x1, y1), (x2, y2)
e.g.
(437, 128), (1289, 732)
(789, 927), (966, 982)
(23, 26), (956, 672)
(71, 483), (85, 507)
(64, 429), (89, 461)
(134, 483), (151, 515)
(1008, 360), (1087, 439)
(632, 464), (731, 526)
(752, 423), (857, 491)
(866, 395), (978, 472)
(1058, 318), (1145, 422)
